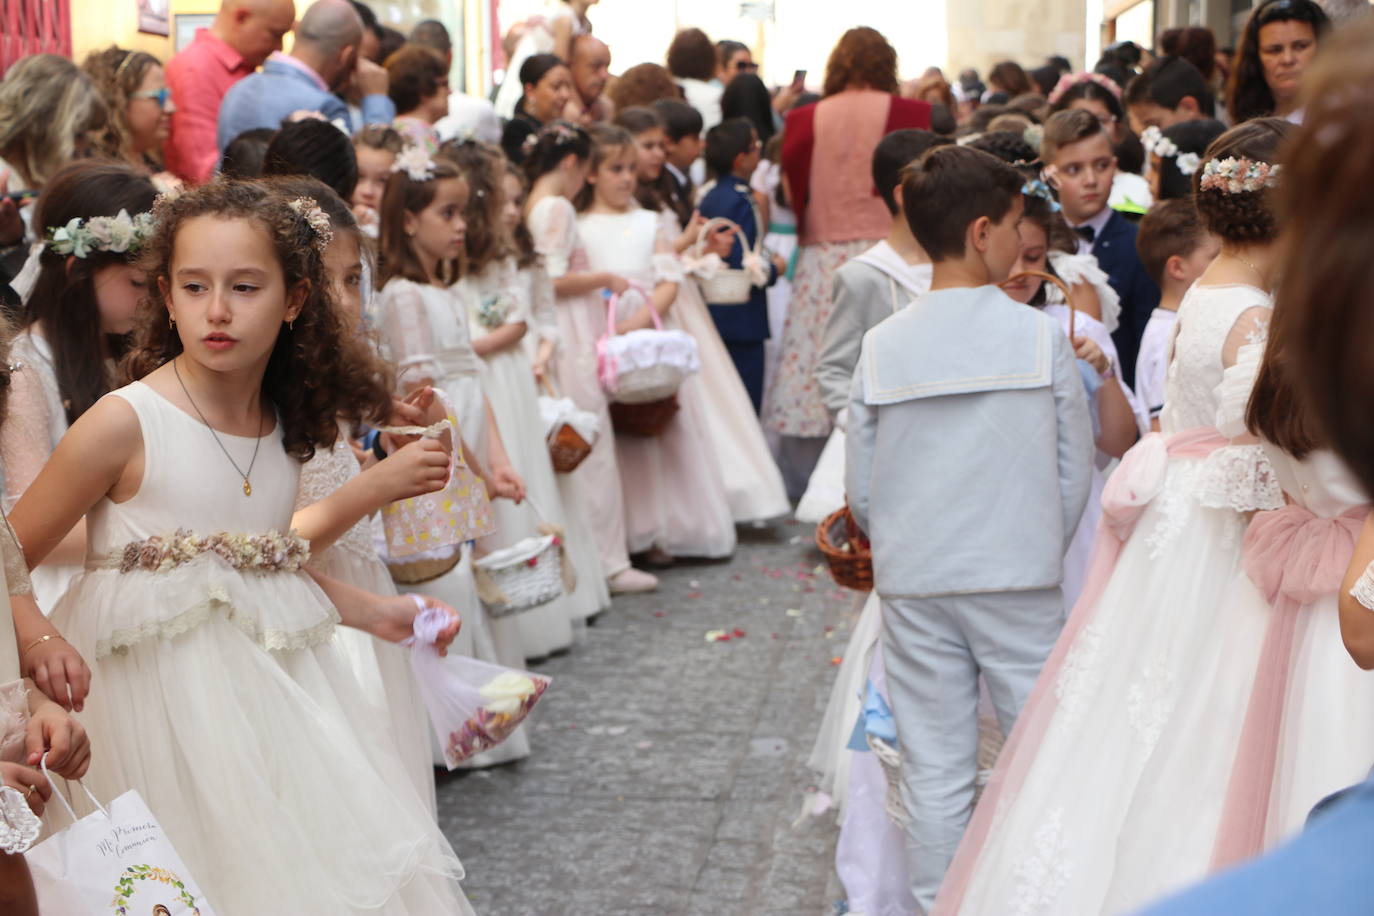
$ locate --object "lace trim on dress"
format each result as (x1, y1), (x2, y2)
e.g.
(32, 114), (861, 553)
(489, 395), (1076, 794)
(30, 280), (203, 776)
(651, 252), (685, 285)
(0, 679), (28, 763)
(93, 585), (341, 658)
(1196, 445), (1286, 513)
(1351, 561), (1374, 611)
(2, 520), (32, 597)
(1009, 806), (1074, 916)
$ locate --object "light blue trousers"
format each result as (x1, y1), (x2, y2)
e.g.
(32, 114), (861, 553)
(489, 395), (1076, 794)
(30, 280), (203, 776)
(880, 587), (1065, 913)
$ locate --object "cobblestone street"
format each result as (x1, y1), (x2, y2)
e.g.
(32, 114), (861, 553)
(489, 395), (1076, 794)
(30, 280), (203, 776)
(436, 522), (857, 915)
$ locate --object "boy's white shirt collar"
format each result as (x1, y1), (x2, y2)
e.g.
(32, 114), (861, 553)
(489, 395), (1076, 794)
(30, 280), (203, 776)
(665, 161), (687, 185)
(854, 240), (933, 299)
(1071, 206), (1114, 254)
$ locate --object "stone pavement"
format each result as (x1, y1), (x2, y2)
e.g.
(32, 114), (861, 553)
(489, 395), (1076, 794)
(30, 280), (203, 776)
(436, 522), (861, 916)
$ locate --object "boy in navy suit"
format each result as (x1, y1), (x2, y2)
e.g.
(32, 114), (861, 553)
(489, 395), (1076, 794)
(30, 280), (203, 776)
(1042, 109), (1160, 385)
(697, 117), (786, 412)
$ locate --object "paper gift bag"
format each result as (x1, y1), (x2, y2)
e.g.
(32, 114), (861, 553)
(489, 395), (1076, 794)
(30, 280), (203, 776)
(27, 761), (217, 916)
(378, 390), (496, 561)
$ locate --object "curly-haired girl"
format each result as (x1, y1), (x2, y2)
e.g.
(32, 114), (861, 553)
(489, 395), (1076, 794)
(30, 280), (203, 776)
(7, 177), (471, 914)
(80, 47), (177, 190)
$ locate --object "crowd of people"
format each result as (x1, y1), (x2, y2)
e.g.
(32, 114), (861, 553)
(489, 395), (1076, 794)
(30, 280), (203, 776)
(0, 0), (1370, 911)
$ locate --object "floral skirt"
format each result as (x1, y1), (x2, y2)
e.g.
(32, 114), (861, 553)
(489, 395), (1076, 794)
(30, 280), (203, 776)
(763, 238), (877, 438)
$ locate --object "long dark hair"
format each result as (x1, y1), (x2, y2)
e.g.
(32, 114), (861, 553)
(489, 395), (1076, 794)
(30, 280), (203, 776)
(28, 160), (157, 424)
(614, 106), (671, 213)
(125, 179), (392, 461)
(439, 140), (510, 276)
(1227, 0), (1329, 123)
(721, 73), (776, 144)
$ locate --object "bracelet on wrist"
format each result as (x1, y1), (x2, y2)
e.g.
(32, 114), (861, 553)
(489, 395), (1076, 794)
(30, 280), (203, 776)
(22, 633), (64, 654)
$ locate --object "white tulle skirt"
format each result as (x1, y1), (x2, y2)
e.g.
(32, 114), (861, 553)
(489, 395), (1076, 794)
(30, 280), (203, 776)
(53, 564), (472, 915)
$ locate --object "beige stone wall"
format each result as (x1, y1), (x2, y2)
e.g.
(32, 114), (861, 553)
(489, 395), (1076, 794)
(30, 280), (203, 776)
(946, 0), (1089, 74)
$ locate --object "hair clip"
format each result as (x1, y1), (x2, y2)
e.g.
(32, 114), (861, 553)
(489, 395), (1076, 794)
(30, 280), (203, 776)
(287, 197), (334, 253)
(392, 144), (437, 181)
(45, 209), (156, 258)
(1047, 71), (1123, 106)
(1022, 179), (1061, 212)
(521, 132), (540, 155)
(1199, 156), (1280, 194)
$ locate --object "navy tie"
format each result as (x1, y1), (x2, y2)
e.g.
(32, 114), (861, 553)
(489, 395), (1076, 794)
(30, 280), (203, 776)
(1075, 225), (1096, 243)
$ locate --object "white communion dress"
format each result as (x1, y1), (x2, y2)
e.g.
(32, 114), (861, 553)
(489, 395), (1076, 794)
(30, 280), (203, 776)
(49, 381), (472, 914)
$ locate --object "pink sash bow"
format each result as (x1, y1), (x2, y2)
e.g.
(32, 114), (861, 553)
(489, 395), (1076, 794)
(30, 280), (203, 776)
(1212, 502), (1368, 869)
(1100, 427), (1228, 542)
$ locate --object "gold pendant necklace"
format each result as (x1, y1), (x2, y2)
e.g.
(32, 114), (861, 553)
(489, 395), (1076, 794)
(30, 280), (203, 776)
(172, 358), (263, 496)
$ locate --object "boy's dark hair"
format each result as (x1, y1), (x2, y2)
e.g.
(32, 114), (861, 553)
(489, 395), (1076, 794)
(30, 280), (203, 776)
(1041, 108), (1106, 162)
(376, 26), (406, 64)
(1135, 198), (1207, 287)
(704, 117), (756, 179)
(901, 145), (1024, 261)
(614, 105), (663, 137)
(263, 118), (358, 200)
(1124, 55), (1216, 117)
(219, 127), (276, 179)
(1154, 118), (1226, 200)
(872, 129), (951, 215)
(651, 98), (703, 142)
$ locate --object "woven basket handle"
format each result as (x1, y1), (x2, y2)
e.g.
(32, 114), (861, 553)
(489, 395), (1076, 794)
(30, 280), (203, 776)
(604, 280), (659, 337)
(1001, 269), (1076, 339)
(691, 216), (749, 261)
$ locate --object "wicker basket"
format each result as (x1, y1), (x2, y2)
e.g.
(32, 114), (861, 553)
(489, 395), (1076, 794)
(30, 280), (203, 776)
(540, 378), (593, 473)
(609, 396), (679, 438)
(612, 363), (686, 404)
(387, 545), (462, 585)
(815, 504), (873, 591)
(694, 217), (754, 304)
(472, 497), (568, 618)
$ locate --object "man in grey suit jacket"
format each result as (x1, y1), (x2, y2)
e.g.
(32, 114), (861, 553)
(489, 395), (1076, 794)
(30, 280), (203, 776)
(846, 146), (1094, 910)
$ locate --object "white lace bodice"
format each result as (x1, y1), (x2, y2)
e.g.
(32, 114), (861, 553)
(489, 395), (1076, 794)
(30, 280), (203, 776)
(0, 331), (69, 512)
(513, 259), (559, 351)
(373, 278), (482, 390)
(296, 430), (378, 566)
(577, 208), (682, 322)
(1160, 284), (1272, 434)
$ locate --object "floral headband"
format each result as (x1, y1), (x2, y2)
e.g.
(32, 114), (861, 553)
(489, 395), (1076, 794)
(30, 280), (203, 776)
(287, 197), (333, 253)
(1140, 126), (1202, 176)
(1199, 156), (1281, 194)
(1047, 71), (1123, 107)
(524, 121), (582, 156)
(392, 144), (437, 181)
(45, 209), (156, 259)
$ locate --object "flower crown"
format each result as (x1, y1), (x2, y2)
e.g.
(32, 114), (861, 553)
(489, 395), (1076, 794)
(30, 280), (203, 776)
(1199, 156), (1280, 194)
(287, 197), (333, 253)
(1047, 71), (1123, 107)
(392, 144), (437, 181)
(1141, 126), (1202, 176)
(526, 121), (582, 156)
(45, 209), (155, 259)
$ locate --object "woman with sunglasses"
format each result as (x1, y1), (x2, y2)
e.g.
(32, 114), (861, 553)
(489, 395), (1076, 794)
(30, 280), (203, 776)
(81, 47), (179, 194)
(1227, 0), (1330, 124)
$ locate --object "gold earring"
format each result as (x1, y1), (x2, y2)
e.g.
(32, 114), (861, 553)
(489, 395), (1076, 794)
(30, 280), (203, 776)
(287, 317), (295, 330)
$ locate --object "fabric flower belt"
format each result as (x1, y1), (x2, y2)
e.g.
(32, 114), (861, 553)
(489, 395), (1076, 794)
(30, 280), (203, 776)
(102, 530), (311, 574)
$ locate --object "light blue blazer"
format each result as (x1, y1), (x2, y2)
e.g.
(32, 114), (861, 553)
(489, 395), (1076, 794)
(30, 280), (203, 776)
(845, 285), (1094, 598)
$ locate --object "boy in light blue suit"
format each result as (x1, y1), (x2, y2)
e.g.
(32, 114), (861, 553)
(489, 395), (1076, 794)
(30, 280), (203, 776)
(845, 145), (1094, 911)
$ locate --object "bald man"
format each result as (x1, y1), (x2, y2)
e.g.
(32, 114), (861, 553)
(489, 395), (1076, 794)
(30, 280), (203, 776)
(217, 0), (393, 152)
(563, 34), (614, 125)
(165, 0), (297, 182)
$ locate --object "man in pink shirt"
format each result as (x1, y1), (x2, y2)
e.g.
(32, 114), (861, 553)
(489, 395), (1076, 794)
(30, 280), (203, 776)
(165, 0), (297, 183)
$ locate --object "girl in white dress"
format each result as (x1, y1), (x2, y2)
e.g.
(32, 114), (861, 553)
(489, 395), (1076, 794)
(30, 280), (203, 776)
(619, 106), (791, 525)
(524, 122), (657, 593)
(933, 119), (1295, 916)
(8, 180), (473, 913)
(373, 147), (536, 767)
(448, 139), (592, 658)
(0, 324), (92, 913)
(269, 176), (450, 812)
(497, 158), (611, 623)
(1, 161), (157, 611)
(575, 125), (735, 563)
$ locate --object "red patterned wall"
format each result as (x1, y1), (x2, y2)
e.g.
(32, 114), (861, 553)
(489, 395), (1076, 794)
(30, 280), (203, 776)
(0, 0), (72, 76)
